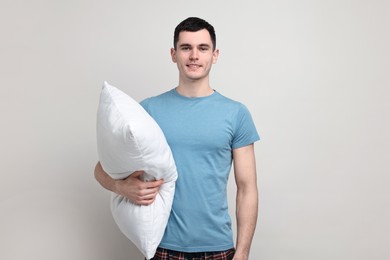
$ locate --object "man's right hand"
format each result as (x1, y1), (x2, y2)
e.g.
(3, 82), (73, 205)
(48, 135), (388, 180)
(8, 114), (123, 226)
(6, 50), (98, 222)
(115, 171), (164, 206)
(94, 162), (164, 206)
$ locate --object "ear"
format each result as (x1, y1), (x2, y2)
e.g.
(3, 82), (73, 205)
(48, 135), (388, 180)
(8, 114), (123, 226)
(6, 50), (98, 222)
(212, 48), (219, 64)
(170, 48), (177, 63)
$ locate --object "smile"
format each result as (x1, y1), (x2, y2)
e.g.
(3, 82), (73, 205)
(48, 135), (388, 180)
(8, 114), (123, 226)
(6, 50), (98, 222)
(187, 64), (201, 69)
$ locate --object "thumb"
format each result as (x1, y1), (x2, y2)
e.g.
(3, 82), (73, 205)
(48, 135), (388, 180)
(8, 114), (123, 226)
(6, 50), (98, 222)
(130, 170), (144, 179)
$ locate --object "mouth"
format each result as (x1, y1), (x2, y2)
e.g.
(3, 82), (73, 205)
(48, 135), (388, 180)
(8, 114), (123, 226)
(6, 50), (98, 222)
(186, 64), (201, 70)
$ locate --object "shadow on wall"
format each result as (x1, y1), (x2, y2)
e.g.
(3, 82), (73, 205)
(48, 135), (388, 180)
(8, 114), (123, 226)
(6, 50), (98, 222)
(0, 187), (144, 259)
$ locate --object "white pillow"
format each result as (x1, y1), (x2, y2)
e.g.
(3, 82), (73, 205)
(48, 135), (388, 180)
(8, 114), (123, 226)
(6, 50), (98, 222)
(96, 81), (177, 259)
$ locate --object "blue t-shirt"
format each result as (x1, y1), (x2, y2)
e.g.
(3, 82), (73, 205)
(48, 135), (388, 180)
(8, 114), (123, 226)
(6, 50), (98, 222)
(141, 88), (260, 252)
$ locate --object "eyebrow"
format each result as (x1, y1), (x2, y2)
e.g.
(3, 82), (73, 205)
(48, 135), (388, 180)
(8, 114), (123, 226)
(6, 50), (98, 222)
(178, 43), (211, 48)
(179, 43), (192, 48)
(199, 44), (211, 48)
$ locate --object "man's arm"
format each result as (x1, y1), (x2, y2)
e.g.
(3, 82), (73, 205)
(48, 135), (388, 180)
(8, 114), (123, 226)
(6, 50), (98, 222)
(94, 162), (164, 205)
(232, 144), (258, 260)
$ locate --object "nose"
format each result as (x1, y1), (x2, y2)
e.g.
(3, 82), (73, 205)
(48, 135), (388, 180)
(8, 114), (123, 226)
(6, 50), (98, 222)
(189, 49), (199, 60)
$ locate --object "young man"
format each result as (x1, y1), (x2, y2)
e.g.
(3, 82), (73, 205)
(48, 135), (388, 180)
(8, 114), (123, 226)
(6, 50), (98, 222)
(94, 17), (260, 260)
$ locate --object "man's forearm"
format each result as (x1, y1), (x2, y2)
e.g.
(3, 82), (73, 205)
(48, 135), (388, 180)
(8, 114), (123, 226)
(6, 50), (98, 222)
(94, 162), (119, 193)
(94, 162), (163, 205)
(235, 186), (258, 259)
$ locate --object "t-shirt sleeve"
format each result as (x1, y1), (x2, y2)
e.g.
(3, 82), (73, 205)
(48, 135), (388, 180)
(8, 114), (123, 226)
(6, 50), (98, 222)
(232, 103), (260, 149)
(140, 98), (151, 112)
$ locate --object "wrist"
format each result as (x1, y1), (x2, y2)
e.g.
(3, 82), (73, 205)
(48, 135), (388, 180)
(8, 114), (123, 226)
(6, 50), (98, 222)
(233, 248), (249, 260)
(113, 179), (124, 196)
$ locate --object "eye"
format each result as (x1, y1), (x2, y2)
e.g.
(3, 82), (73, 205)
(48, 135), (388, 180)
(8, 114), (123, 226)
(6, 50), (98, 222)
(199, 46), (210, 52)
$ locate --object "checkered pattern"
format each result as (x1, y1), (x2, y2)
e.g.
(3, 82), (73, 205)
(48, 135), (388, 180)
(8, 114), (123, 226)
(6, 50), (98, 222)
(148, 247), (235, 260)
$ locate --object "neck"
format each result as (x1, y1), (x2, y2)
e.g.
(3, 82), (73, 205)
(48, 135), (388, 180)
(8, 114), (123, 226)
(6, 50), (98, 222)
(176, 77), (214, 98)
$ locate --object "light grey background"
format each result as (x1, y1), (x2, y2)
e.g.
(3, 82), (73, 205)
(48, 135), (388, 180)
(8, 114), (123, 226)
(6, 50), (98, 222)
(0, 0), (389, 259)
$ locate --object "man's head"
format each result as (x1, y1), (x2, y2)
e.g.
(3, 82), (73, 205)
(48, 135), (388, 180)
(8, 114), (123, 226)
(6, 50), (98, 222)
(174, 17), (216, 51)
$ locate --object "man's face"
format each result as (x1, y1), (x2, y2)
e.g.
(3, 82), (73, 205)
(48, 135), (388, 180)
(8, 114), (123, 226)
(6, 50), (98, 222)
(171, 29), (219, 82)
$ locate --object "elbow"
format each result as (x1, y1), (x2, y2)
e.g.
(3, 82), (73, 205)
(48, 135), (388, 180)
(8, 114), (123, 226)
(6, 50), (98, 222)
(94, 161), (102, 180)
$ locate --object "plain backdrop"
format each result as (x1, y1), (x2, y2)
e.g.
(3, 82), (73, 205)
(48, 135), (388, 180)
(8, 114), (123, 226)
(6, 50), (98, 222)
(0, 0), (389, 259)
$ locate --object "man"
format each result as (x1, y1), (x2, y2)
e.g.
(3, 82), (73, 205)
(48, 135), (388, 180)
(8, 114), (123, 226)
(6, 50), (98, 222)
(94, 17), (260, 260)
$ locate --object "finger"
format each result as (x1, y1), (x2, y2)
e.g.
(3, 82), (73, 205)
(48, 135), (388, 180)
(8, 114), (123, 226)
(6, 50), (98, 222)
(139, 187), (159, 197)
(144, 195), (157, 205)
(139, 188), (159, 200)
(136, 195), (157, 206)
(140, 192), (158, 201)
(145, 179), (164, 188)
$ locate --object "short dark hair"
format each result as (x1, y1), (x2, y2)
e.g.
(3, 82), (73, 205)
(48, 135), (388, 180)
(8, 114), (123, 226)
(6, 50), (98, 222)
(173, 17), (216, 50)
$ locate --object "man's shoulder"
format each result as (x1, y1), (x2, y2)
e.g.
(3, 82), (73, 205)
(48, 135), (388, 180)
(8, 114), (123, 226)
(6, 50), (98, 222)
(140, 89), (175, 107)
(214, 91), (248, 110)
